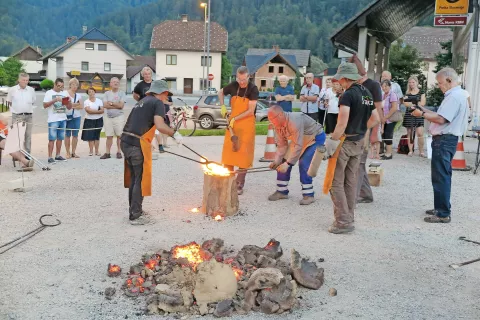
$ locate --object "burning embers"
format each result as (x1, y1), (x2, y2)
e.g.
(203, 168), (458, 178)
(201, 161), (231, 177)
(108, 238), (324, 317)
(107, 264), (121, 277)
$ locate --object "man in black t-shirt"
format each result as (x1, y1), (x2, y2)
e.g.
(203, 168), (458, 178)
(218, 66), (259, 194)
(121, 80), (182, 225)
(325, 63), (380, 234)
(133, 66), (154, 101)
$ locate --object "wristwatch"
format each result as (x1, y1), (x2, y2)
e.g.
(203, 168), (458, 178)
(421, 111), (425, 117)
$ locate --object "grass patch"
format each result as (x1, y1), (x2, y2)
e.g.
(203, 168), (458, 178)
(292, 107), (301, 112)
(0, 104), (10, 113)
(179, 123), (270, 137)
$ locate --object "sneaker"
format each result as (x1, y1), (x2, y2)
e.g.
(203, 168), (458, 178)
(328, 225), (355, 234)
(425, 209), (437, 215)
(381, 155), (393, 160)
(424, 215), (451, 223)
(268, 191), (289, 201)
(116, 152), (122, 159)
(48, 158), (56, 164)
(357, 198), (373, 204)
(100, 153), (111, 159)
(300, 196), (315, 205)
(158, 145), (165, 153)
(55, 155), (67, 162)
(129, 215), (152, 225)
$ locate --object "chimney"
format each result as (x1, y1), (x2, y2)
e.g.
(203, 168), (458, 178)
(36, 46), (42, 54)
(181, 14), (188, 22)
(273, 45), (280, 53)
(82, 26), (88, 34)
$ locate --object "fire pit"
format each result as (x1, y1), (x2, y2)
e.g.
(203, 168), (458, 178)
(201, 162), (239, 219)
(107, 239), (325, 317)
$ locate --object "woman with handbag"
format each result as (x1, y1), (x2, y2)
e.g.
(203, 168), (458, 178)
(65, 78), (83, 158)
(380, 80), (401, 160)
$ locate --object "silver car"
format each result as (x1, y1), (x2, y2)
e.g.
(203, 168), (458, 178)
(0, 86), (9, 96)
(193, 94), (269, 129)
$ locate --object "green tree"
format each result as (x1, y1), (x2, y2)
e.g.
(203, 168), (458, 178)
(308, 55), (328, 75)
(40, 79), (54, 90)
(389, 40), (426, 92)
(273, 75), (279, 88)
(221, 55), (233, 88)
(0, 58), (25, 86)
(294, 73), (302, 98)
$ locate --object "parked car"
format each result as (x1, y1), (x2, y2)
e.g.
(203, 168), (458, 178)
(0, 86), (9, 96)
(258, 91), (276, 106)
(193, 94), (269, 129)
(207, 87), (217, 94)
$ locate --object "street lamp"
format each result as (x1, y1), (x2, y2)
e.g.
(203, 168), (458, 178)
(206, 0), (211, 91)
(201, 2), (207, 94)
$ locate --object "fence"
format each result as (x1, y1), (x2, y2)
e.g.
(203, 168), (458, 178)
(0, 99), (11, 113)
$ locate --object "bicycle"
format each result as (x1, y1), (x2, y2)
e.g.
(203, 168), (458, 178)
(170, 98), (196, 137)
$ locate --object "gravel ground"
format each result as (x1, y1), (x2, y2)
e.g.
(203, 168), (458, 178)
(1, 131), (480, 320)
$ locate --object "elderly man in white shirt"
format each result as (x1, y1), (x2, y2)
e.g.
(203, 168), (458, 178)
(411, 68), (469, 224)
(6, 73), (36, 154)
(300, 73), (320, 121)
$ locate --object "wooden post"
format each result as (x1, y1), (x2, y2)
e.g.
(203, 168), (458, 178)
(202, 174), (239, 217)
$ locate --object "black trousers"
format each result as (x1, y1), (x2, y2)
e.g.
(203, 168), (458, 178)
(325, 113), (338, 134)
(305, 112), (319, 122)
(318, 109), (326, 125)
(382, 122), (396, 146)
(121, 142), (144, 220)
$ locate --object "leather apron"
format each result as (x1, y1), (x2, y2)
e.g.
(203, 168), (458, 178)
(221, 88), (255, 168)
(124, 126), (156, 197)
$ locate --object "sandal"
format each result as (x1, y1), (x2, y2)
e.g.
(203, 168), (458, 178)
(89, 153), (93, 156)
(66, 152), (72, 159)
(72, 153), (80, 158)
(407, 152), (413, 157)
(420, 153), (426, 158)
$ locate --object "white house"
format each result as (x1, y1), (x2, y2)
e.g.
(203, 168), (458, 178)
(40, 28), (133, 92)
(126, 55), (157, 93)
(1, 46), (45, 87)
(150, 14), (228, 94)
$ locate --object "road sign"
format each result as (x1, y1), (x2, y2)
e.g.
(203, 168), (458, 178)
(208, 74), (214, 81)
(434, 15), (468, 26)
(435, 0), (469, 15)
(71, 70), (81, 76)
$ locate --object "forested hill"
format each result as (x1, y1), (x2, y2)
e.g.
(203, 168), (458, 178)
(2, 0), (428, 67)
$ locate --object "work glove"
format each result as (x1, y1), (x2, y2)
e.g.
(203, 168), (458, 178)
(220, 104), (228, 118)
(325, 138), (341, 158)
(229, 117), (236, 129)
(276, 162), (290, 173)
(173, 131), (183, 145)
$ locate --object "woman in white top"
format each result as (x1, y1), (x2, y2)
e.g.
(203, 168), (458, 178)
(65, 78), (83, 158)
(81, 87), (104, 156)
(324, 81), (342, 134)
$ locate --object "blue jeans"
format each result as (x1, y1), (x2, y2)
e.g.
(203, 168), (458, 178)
(48, 120), (66, 141)
(276, 132), (327, 197)
(431, 134), (458, 218)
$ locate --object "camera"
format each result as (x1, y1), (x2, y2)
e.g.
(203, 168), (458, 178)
(404, 95), (419, 105)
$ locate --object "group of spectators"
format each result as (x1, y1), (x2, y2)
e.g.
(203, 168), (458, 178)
(0, 67), (166, 169)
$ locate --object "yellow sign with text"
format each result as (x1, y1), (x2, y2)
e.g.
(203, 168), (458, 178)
(435, 0), (469, 15)
(71, 70), (81, 76)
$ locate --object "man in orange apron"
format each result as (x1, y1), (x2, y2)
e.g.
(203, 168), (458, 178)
(218, 66), (259, 195)
(120, 80), (183, 225)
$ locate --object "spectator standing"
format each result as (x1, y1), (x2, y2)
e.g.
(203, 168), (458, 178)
(411, 68), (469, 223)
(403, 76), (427, 157)
(381, 71), (404, 103)
(7, 73), (36, 154)
(101, 77), (126, 159)
(81, 88), (104, 156)
(156, 95), (173, 152)
(326, 63), (379, 234)
(43, 78), (70, 164)
(380, 80), (400, 160)
(318, 78), (333, 125)
(324, 80), (342, 134)
(65, 78), (83, 158)
(300, 73), (320, 121)
(133, 66), (154, 101)
(274, 75), (295, 112)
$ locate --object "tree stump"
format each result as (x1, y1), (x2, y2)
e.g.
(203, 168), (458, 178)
(202, 174), (239, 218)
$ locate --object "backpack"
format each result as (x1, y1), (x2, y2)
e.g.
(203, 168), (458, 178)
(397, 134), (414, 154)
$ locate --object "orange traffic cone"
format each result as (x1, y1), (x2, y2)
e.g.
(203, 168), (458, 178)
(259, 123), (276, 162)
(452, 137), (472, 171)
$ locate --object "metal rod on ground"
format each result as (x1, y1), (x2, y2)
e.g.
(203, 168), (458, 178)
(450, 257), (480, 269)
(459, 236), (480, 245)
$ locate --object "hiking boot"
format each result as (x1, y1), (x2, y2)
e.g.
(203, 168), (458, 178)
(328, 225), (355, 234)
(425, 209), (437, 215)
(100, 153), (111, 159)
(129, 215), (152, 225)
(268, 191), (288, 201)
(424, 215), (451, 223)
(116, 152), (122, 159)
(300, 196), (315, 205)
(55, 155), (67, 162)
(48, 158), (56, 164)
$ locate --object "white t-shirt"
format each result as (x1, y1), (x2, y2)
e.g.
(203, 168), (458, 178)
(66, 91), (83, 119)
(43, 89), (68, 123)
(84, 98), (104, 120)
(7, 85), (36, 114)
(326, 90), (339, 114)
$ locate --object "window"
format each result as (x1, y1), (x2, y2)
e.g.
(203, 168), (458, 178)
(279, 66), (284, 73)
(201, 56), (212, 67)
(268, 66), (274, 73)
(166, 55), (177, 65)
(85, 43), (94, 50)
(81, 61), (89, 71)
(261, 80), (267, 87)
(104, 63), (111, 71)
(98, 44), (107, 51)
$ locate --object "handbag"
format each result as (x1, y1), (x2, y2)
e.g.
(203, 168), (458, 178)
(386, 92), (403, 122)
(66, 93), (77, 121)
